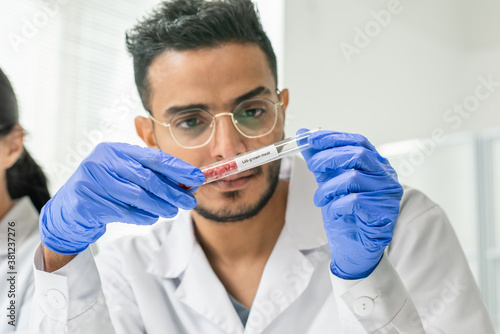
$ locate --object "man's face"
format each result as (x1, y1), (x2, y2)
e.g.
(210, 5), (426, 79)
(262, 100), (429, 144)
(143, 43), (287, 221)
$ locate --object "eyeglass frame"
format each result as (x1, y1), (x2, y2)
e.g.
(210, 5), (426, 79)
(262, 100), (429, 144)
(149, 91), (284, 149)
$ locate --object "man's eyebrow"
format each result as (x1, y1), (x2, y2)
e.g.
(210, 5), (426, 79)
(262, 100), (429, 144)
(164, 103), (209, 117)
(233, 86), (272, 105)
(163, 86), (272, 117)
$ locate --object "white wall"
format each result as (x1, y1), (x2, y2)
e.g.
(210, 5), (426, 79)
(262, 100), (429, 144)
(282, 0), (500, 145)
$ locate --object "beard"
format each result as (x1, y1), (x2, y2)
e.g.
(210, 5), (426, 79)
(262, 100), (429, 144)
(193, 160), (282, 223)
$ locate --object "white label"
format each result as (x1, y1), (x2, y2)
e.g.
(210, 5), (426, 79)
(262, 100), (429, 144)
(235, 146), (279, 170)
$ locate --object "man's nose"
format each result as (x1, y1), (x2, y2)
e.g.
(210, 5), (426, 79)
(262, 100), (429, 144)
(210, 113), (246, 160)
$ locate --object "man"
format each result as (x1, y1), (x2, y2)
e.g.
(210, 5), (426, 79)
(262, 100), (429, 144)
(32, 0), (494, 333)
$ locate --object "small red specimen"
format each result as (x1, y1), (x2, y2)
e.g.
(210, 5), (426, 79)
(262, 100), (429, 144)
(203, 160), (238, 183)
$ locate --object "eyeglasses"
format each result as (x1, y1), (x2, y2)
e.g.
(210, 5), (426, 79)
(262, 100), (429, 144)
(150, 96), (283, 149)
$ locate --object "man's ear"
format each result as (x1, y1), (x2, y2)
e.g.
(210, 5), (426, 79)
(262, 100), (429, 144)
(278, 89), (289, 136)
(279, 88), (289, 117)
(2, 125), (24, 170)
(135, 116), (159, 149)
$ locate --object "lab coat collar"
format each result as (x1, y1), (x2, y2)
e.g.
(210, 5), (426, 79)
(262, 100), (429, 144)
(0, 196), (39, 256)
(146, 210), (196, 278)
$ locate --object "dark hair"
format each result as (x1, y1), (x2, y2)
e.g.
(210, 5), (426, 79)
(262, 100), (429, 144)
(0, 68), (51, 213)
(126, 0), (278, 111)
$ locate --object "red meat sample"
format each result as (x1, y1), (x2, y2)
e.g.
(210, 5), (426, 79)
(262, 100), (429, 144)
(203, 160), (238, 183)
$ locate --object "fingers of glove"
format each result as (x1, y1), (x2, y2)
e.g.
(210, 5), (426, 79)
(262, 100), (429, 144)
(72, 191), (162, 227)
(91, 143), (205, 187)
(322, 191), (401, 227)
(95, 174), (191, 216)
(80, 148), (199, 209)
(307, 146), (390, 175)
(312, 168), (348, 184)
(313, 170), (399, 207)
(94, 159), (198, 210)
(308, 130), (378, 152)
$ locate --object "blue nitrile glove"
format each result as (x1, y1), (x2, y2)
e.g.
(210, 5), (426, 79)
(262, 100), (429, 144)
(40, 142), (205, 255)
(298, 129), (403, 279)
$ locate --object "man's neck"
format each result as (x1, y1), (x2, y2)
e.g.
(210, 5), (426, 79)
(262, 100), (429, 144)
(191, 179), (289, 265)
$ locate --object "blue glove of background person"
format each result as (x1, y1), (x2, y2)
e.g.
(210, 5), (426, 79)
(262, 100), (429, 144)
(40, 142), (205, 255)
(298, 129), (404, 279)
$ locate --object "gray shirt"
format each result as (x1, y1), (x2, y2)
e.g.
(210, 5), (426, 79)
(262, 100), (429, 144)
(228, 293), (250, 327)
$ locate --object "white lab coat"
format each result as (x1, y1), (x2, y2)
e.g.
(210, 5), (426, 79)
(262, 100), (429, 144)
(1, 196), (40, 334)
(31, 157), (494, 333)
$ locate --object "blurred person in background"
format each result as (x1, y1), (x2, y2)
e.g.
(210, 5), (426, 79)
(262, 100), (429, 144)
(0, 67), (51, 333)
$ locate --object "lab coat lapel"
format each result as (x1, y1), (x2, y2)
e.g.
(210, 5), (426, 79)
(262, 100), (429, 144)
(175, 245), (245, 334)
(146, 210), (195, 278)
(245, 228), (317, 334)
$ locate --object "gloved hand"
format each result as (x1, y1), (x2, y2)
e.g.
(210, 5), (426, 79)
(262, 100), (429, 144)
(40, 142), (205, 255)
(298, 129), (403, 279)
